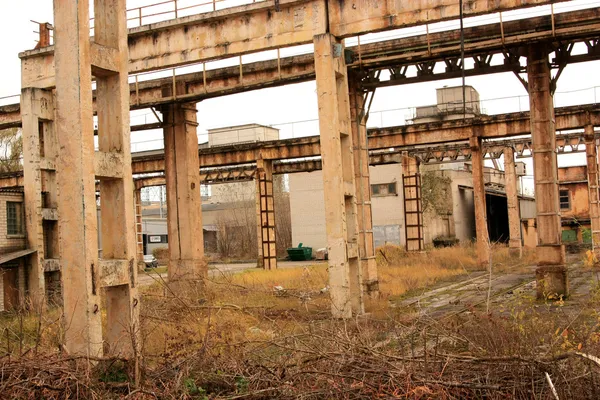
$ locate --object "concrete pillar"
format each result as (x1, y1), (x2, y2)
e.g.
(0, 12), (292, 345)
(504, 147), (523, 257)
(94, 0), (140, 358)
(314, 33), (364, 318)
(348, 74), (378, 296)
(134, 187), (145, 270)
(53, 0), (102, 356)
(162, 102), (206, 282)
(527, 45), (567, 299)
(470, 136), (491, 266)
(21, 88), (56, 306)
(584, 125), (600, 261)
(256, 159), (277, 270)
(402, 154), (424, 252)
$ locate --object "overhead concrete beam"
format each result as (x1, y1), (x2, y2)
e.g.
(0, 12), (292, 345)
(127, 105), (600, 173)
(328, 0), (570, 38)
(5, 8), (598, 130)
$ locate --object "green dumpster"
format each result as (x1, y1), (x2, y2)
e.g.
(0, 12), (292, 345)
(287, 243), (312, 261)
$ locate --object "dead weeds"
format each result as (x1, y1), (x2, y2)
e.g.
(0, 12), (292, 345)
(1, 244), (599, 399)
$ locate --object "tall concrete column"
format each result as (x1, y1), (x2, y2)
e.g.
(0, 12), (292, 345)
(53, 0), (102, 356)
(94, 0), (140, 358)
(470, 136), (490, 266)
(348, 74), (378, 296)
(402, 154), (424, 252)
(162, 102), (206, 282)
(256, 159), (277, 270)
(527, 45), (567, 298)
(584, 125), (600, 260)
(21, 88), (56, 306)
(314, 33), (364, 318)
(504, 147), (523, 257)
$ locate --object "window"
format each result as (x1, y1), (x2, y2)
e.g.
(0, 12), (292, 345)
(559, 190), (570, 210)
(7, 201), (24, 235)
(371, 182), (398, 197)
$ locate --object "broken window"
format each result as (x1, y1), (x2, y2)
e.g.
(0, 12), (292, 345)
(371, 182), (398, 196)
(6, 201), (23, 235)
(559, 190), (570, 211)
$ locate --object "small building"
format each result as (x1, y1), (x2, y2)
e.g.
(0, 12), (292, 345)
(0, 189), (30, 312)
(289, 162), (536, 251)
(558, 165), (592, 246)
(413, 86), (482, 123)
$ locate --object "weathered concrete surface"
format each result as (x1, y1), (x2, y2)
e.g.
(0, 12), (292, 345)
(504, 146), (523, 257)
(314, 33), (363, 318)
(94, 0), (140, 359)
(162, 102), (206, 282)
(328, 0), (569, 38)
(527, 45), (567, 299)
(9, 5), (596, 127)
(53, 0), (102, 357)
(470, 136), (490, 266)
(21, 88), (55, 305)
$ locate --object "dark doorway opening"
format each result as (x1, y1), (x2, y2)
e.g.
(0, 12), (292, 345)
(486, 193), (509, 243)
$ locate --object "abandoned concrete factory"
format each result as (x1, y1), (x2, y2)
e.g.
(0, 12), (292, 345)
(0, 0), (599, 359)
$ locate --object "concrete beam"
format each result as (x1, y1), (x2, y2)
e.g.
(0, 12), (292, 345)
(4, 8), (597, 131)
(328, 0), (569, 38)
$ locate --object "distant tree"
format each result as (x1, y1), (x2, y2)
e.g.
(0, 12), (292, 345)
(0, 128), (23, 173)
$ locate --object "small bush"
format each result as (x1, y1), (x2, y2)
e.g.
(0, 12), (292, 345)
(152, 247), (169, 264)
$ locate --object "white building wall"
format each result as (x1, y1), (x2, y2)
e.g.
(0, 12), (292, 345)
(289, 164), (407, 251)
(289, 171), (327, 250)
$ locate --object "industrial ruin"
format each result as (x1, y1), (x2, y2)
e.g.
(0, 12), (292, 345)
(0, 0), (600, 381)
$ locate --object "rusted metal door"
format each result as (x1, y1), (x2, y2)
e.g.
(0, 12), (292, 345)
(3, 267), (19, 310)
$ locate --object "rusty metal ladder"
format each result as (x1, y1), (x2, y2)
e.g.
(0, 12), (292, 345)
(403, 173), (424, 251)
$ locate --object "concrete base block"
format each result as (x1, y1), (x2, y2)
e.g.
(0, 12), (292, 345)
(363, 279), (380, 299)
(536, 244), (565, 266)
(536, 265), (569, 300)
(508, 246), (523, 258)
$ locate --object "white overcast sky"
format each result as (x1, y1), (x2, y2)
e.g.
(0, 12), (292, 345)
(2, 0), (600, 186)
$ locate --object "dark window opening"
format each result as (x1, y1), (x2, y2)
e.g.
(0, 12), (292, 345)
(559, 190), (570, 210)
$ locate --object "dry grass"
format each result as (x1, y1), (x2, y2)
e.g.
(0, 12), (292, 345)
(3, 243), (599, 399)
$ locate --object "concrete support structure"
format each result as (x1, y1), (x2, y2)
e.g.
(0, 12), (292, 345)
(54, 0), (102, 356)
(53, 0), (139, 357)
(348, 74), (378, 296)
(402, 154), (424, 252)
(314, 33), (363, 318)
(21, 88), (57, 305)
(470, 136), (491, 266)
(256, 159), (277, 270)
(527, 45), (568, 298)
(504, 146), (523, 257)
(584, 125), (600, 260)
(162, 102), (206, 282)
